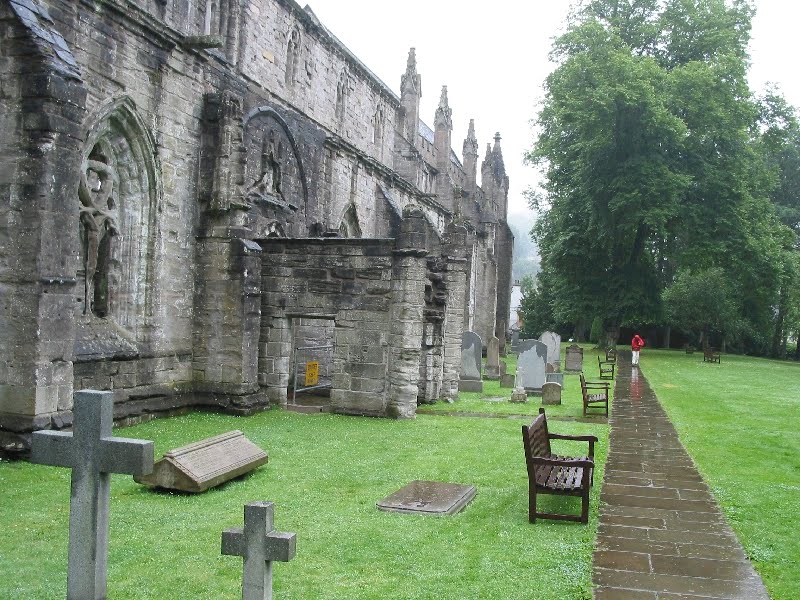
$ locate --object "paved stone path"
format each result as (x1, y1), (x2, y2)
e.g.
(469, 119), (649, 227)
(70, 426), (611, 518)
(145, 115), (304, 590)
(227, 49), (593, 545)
(593, 352), (770, 599)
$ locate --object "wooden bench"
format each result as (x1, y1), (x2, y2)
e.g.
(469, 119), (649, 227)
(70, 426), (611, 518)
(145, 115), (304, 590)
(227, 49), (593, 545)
(683, 343), (695, 355)
(605, 348), (617, 363)
(522, 408), (598, 523)
(598, 355), (615, 379)
(580, 372), (609, 417)
(703, 347), (721, 363)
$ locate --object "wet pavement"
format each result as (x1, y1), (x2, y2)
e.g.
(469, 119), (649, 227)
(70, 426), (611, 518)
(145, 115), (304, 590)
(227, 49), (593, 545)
(593, 352), (769, 599)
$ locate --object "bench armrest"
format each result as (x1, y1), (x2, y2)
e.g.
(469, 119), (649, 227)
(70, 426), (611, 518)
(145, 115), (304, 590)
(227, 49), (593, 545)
(532, 456), (595, 469)
(549, 433), (599, 443)
(548, 433), (597, 458)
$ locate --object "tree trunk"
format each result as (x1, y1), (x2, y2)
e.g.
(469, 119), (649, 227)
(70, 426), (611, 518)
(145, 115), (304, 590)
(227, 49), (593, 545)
(602, 320), (620, 350)
(663, 326), (671, 349)
(573, 319), (587, 343)
(771, 284), (789, 358)
(795, 330), (800, 361)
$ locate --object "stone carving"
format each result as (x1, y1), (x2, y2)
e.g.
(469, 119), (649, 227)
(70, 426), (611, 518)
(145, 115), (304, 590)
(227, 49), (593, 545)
(78, 154), (119, 316)
(247, 130), (284, 204)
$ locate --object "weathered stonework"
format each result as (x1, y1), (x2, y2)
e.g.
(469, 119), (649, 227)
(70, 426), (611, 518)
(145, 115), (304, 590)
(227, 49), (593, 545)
(0, 0), (513, 454)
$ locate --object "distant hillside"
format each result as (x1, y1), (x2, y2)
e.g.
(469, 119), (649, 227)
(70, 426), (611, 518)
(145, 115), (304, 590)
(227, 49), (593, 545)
(508, 210), (540, 283)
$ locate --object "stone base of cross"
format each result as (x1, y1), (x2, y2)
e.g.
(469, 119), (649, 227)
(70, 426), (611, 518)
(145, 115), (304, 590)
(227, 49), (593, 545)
(222, 501), (297, 600)
(30, 390), (154, 600)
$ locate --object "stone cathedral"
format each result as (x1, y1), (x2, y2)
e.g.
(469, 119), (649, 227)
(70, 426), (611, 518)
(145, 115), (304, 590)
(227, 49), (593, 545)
(0, 0), (513, 453)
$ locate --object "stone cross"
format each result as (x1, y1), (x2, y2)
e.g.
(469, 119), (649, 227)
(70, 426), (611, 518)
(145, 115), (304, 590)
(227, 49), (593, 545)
(30, 390), (154, 600)
(222, 501), (297, 600)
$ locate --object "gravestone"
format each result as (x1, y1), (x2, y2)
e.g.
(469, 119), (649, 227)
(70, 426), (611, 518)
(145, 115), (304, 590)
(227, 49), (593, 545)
(134, 430), (268, 493)
(377, 480), (477, 516)
(485, 336), (500, 380)
(510, 330), (520, 352)
(30, 390), (155, 600)
(500, 373), (515, 388)
(540, 331), (561, 371)
(516, 339), (547, 393)
(222, 501), (297, 600)
(510, 386), (528, 403)
(545, 372), (564, 386)
(541, 381), (562, 405)
(458, 331), (483, 393)
(565, 344), (583, 372)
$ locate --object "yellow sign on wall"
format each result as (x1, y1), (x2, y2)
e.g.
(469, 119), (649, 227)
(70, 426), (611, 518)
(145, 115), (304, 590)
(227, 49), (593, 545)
(305, 361), (319, 386)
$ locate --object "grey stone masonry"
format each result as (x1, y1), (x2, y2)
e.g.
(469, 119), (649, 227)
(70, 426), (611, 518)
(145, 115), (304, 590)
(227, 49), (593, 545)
(222, 501), (297, 600)
(386, 206), (428, 418)
(193, 235), (266, 413)
(485, 336), (500, 380)
(440, 224), (470, 401)
(30, 390), (154, 600)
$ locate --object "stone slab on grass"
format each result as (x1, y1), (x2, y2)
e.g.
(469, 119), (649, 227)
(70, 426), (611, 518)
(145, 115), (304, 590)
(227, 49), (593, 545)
(377, 480), (477, 516)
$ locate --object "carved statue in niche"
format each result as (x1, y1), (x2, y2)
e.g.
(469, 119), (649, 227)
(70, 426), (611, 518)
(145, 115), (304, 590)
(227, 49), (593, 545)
(246, 129), (284, 204)
(78, 149), (119, 316)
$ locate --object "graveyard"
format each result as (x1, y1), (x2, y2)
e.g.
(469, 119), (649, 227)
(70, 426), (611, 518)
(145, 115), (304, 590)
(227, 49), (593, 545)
(1, 343), (797, 599)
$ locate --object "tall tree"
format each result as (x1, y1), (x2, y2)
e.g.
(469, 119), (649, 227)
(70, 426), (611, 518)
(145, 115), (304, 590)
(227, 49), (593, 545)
(529, 0), (788, 352)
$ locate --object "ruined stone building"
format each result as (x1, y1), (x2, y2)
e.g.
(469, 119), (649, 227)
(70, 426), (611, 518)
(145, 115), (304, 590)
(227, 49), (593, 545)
(0, 0), (513, 452)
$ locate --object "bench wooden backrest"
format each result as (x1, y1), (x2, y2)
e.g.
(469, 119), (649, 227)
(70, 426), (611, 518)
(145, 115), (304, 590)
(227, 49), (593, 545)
(522, 411), (552, 463)
(579, 372), (587, 391)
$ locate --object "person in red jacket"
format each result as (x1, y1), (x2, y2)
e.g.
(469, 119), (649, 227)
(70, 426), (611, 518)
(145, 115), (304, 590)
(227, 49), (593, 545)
(631, 334), (645, 366)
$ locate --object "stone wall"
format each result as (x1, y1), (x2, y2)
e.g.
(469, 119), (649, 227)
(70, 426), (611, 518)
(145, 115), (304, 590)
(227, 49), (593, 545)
(0, 0), (513, 454)
(257, 209), (427, 417)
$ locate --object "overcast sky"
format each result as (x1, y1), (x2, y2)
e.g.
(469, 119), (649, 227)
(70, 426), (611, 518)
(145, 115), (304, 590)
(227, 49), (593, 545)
(306, 1), (800, 216)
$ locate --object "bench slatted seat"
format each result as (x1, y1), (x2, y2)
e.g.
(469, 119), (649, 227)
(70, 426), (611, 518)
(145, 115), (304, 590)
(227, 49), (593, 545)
(598, 356), (615, 379)
(703, 347), (721, 363)
(580, 372), (609, 417)
(522, 409), (598, 523)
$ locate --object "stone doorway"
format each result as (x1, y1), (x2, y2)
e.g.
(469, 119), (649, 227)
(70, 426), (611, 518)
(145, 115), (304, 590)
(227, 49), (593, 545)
(289, 316), (335, 411)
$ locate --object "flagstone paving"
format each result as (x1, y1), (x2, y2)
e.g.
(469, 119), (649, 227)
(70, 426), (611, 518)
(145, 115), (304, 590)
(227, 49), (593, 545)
(593, 352), (769, 599)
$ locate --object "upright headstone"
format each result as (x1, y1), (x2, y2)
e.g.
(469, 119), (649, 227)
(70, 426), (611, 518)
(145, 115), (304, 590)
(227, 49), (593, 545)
(30, 390), (155, 600)
(565, 344), (584, 372)
(541, 382), (562, 405)
(222, 501), (297, 600)
(485, 336), (500, 380)
(511, 330), (520, 352)
(545, 372), (564, 386)
(458, 331), (483, 393)
(540, 331), (561, 371)
(516, 339), (548, 393)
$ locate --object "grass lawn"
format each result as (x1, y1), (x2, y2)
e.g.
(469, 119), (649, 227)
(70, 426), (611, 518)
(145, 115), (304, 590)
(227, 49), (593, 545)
(0, 403), (608, 599)
(641, 349), (800, 600)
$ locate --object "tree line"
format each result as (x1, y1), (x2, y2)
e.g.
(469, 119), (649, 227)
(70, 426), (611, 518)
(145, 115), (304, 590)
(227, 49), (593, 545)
(521, 0), (800, 358)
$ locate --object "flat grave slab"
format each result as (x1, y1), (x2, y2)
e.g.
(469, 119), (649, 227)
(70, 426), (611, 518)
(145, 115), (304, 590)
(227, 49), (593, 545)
(377, 480), (477, 516)
(134, 430), (267, 493)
